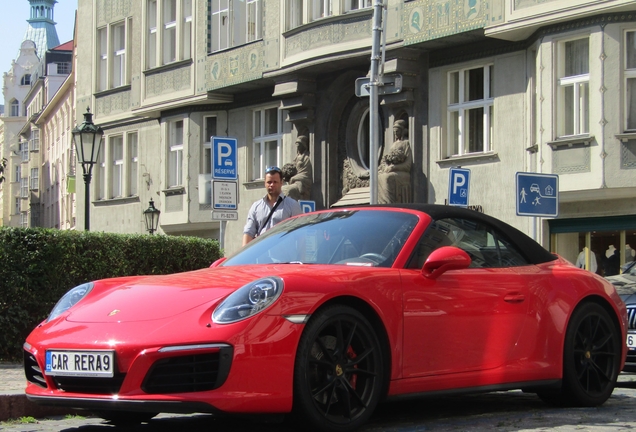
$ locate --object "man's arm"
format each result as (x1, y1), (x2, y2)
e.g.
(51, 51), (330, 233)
(242, 233), (254, 246)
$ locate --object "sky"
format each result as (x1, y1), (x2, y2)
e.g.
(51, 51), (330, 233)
(0, 0), (78, 106)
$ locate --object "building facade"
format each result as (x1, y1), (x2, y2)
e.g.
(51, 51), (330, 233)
(68, 0), (636, 269)
(0, 0), (72, 229)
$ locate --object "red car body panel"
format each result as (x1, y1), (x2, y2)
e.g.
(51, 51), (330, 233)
(23, 206), (628, 418)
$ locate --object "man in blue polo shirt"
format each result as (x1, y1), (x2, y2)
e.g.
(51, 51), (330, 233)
(242, 166), (302, 246)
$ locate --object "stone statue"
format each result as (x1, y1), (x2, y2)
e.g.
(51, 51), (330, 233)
(282, 135), (313, 200)
(378, 119), (412, 204)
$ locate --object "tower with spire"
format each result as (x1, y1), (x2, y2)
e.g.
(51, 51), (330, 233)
(22, 0), (61, 57)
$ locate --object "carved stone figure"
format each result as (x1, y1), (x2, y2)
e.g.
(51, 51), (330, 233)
(282, 135), (313, 200)
(378, 119), (412, 204)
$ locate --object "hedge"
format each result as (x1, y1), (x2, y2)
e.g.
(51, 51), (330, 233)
(0, 227), (222, 361)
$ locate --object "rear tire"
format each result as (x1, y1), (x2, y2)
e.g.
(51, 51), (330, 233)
(293, 305), (384, 432)
(539, 302), (621, 407)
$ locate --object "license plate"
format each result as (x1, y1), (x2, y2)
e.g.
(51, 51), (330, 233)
(45, 350), (115, 377)
(628, 334), (636, 349)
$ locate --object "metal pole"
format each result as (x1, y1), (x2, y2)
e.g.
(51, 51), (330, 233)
(83, 172), (91, 231)
(369, 0), (384, 204)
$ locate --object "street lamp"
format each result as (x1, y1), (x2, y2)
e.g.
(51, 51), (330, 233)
(72, 107), (103, 231)
(143, 198), (161, 235)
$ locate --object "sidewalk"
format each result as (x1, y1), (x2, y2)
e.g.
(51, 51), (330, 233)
(0, 363), (74, 421)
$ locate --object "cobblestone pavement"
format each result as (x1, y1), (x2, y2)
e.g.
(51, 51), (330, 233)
(1, 367), (636, 432)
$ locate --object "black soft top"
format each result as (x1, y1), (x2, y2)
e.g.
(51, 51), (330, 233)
(364, 204), (558, 265)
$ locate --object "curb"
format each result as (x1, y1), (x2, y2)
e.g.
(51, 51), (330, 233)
(0, 394), (76, 422)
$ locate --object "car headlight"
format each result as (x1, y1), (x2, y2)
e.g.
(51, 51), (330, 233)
(47, 282), (94, 322)
(212, 277), (283, 324)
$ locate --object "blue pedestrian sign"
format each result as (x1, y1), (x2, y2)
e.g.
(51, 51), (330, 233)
(448, 168), (470, 207)
(516, 172), (559, 217)
(212, 137), (238, 180)
(299, 200), (315, 213)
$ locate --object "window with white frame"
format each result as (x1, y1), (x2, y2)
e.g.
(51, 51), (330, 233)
(97, 147), (106, 200)
(10, 100), (19, 117)
(30, 129), (40, 152)
(209, 0), (262, 53)
(19, 141), (29, 161)
(286, 0), (333, 30)
(146, 0), (192, 69)
(21, 212), (28, 228)
(14, 197), (20, 215)
(21, 178), (28, 197)
(129, 133), (138, 196)
(97, 19), (131, 92)
(312, 0), (332, 20)
(202, 116), (217, 175)
(252, 106), (285, 180)
(625, 31), (636, 131)
(111, 136), (124, 198)
(344, 0), (371, 12)
(446, 64), (494, 157)
(167, 119), (184, 187)
(14, 165), (21, 183)
(30, 168), (39, 190)
(557, 37), (589, 137)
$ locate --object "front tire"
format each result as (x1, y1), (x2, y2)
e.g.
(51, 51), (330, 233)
(293, 305), (384, 432)
(539, 302), (621, 407)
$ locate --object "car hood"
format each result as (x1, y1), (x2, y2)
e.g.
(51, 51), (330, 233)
(65, 265), (295, 324)
(616, 283), (636, 306)
(607, 273), (636, 287)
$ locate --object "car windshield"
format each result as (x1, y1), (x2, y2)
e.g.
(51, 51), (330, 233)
(223, 209), (419, 267)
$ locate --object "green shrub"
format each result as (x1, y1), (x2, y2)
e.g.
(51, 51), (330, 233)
(0, 228), (221, 361)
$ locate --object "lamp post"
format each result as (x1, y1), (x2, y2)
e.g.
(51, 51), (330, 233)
(143, 198), (161, 234)
(72, 107), (104, 231)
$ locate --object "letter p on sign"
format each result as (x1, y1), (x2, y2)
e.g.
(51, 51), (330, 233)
(448, 167), (470, 207)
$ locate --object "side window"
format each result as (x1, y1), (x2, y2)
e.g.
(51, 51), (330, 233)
(408, 218), (528, 269)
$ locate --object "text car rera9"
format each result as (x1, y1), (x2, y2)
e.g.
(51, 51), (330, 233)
(23, 205), (627, 432)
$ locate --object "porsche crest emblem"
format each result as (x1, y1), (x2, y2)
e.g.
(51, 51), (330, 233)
(108, 309), (120, 317)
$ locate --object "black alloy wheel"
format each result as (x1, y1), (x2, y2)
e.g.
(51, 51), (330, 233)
(293, 305), (384, 432)
(540, 302), (621, 407)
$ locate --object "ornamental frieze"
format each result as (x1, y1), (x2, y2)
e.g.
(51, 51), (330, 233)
(206, 45), (265, 92)
(403, 0), (491, 46)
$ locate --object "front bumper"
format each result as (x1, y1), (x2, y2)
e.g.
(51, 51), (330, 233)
(23, 314), (303, 414)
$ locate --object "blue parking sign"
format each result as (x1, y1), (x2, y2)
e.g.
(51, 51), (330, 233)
(299, 200), (315, 213)
(448, 168), (470, 207)
(516, 172), (559, 217)
(213, 137), (238, 180)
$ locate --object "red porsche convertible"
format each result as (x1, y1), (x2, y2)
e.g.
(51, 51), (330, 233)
(23, 205), (627, 432)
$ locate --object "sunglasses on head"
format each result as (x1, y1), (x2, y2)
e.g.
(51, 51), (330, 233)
(265, 166), (282, 175)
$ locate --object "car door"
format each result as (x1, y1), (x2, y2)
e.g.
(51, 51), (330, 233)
(401, 217), (531, 378)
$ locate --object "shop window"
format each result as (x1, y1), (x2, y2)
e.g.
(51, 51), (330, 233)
(551, 217), (636, 276)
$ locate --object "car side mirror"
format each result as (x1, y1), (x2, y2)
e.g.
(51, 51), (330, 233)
(422, 246), (471, 279)
(210, 257), (227, 268)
